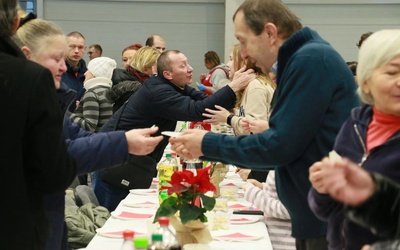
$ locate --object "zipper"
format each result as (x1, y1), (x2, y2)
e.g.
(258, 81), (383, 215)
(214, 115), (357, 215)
(353, 124), (368, 165)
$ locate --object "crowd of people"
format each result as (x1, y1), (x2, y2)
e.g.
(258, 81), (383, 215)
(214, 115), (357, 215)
(2, 0), (400, 249)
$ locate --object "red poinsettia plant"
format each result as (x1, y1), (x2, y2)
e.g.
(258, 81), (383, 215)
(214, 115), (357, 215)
(154, 166), (216, 225)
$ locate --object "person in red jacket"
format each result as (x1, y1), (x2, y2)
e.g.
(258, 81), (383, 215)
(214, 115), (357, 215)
(197, 51), (229, 95)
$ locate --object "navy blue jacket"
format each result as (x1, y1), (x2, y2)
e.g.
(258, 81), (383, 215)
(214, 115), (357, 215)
(43, 83), (130, 250)
(201, 27), (360, 239)
(309, 105), (400, 250)
(61, 59), (87, 112)
(101, 75), (236, 163)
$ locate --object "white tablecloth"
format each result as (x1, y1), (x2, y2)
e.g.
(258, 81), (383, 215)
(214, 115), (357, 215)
(86, 167), (273, 250)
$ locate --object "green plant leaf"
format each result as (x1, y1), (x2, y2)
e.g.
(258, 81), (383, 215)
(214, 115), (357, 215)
(153, 197), (178, 223)
(179, 203), (203, 224)
(200, 193), (216, 211)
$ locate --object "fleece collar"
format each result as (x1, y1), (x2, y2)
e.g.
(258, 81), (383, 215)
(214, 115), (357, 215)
(84, 77), (112, 90)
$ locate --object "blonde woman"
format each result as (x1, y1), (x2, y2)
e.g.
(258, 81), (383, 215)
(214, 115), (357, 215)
(203, 43), (275, 135)
(14, 18), (162, 250)
(107, 46), (161, 112)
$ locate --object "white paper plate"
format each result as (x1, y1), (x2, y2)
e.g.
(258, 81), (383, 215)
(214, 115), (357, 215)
(96, 229), (145, 238)
(122, 200), (158, 208)
(212, 231), (263, 241)
(161, 131), (181, 137)
(111, 211), (154, 220)
(129, 189), (157, 195)
(230, 215), (260, 224)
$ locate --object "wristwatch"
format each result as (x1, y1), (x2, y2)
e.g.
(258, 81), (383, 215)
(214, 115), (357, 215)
(227, 114), (235, 126)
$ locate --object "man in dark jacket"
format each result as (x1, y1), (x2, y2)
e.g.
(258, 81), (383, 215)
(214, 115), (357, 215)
(94, 50), (255, 211)
(62, 31), (87, 112)
(0, 1), (76, 249)
(170, 1), (359, 249)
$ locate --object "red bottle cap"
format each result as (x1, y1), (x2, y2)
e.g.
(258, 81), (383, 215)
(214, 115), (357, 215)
(123, 229), (134, 239)
(158, 216), (170, 226)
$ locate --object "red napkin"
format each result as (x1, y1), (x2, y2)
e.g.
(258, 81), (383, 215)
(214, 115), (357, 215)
(118, 212), (153, 219)
(230, 218), (251, 222)
(137, 201), (156, 205)
(217, 232), (254, 238)
(222, 183), (237, 186)
(228, 204), (247, 209)
(99, 230), (144, 237)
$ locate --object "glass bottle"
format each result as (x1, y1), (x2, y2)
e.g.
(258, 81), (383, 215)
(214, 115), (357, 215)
(134, 237), (149, 250)
(120, 230), (134, 250)
(157, 153), (179, 204)
(148, 234), (163, 250)
(179, 122), (187, 132)
(182, 158), (203, 175)
(155, 217), (181, 250)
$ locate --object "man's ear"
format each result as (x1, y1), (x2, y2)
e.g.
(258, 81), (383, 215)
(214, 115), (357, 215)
(264, 22), (278, 43)
(163, 71), (172, 80)
(21, 46), (31, 59)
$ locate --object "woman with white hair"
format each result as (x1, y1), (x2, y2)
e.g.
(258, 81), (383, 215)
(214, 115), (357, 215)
(308, 29), (400, 250)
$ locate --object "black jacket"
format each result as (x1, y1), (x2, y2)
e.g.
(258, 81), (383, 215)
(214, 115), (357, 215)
(101, 74), (237, 163)
(0, 35), (76, 250)
(106, 68), (143, 113)
(346, 173), (400, 242)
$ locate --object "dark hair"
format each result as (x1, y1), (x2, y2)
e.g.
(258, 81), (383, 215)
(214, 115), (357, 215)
(122, 43), (142, 54)
(0, 0), (18, 36)
(89, 44), (103, 55)
(204, 51), (221, 68)
(356, 32), (373, 48)
(145, 34), (164, 47)
(346, 61), (358, 76)
(145, 35), (155, 47)
(233, 0), (302, 39)
(66, 31), (85, 40)
(157, 50), (180, 76)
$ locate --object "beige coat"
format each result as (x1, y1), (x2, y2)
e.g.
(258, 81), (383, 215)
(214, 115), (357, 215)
(231, 78), (275, 135)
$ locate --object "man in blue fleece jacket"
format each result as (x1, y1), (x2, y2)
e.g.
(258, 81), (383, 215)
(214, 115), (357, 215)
(170, 0), (359, 249)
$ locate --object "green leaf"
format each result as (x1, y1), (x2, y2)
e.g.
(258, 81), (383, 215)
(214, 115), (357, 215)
(179, 203), (203, 224)
(153, 197), (178, 223)
(200, 193), (216, 211)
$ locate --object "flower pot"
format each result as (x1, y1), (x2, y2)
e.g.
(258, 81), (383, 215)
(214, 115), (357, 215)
(169, 216), (212, 246)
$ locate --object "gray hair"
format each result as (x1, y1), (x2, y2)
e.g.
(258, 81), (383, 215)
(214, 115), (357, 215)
(356, 29), (400, 104)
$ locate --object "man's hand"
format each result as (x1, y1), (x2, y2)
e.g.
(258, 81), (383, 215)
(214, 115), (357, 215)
(228, 66), (255, 92)
(169, 129), (208, 159)
(125, 126), (163, 155)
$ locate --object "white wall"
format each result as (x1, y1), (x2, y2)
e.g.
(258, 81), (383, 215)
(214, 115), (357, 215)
(43, 0), (225, 84)
(42, 0), (400, 75)
(225, 1), (400, 62)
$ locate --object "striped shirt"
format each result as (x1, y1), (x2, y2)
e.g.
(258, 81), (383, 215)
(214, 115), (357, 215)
(244, 171), (295, 250)
(70, 77), (113, 132)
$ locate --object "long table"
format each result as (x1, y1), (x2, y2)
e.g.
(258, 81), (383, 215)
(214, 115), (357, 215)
(86, 167), (273, 250)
